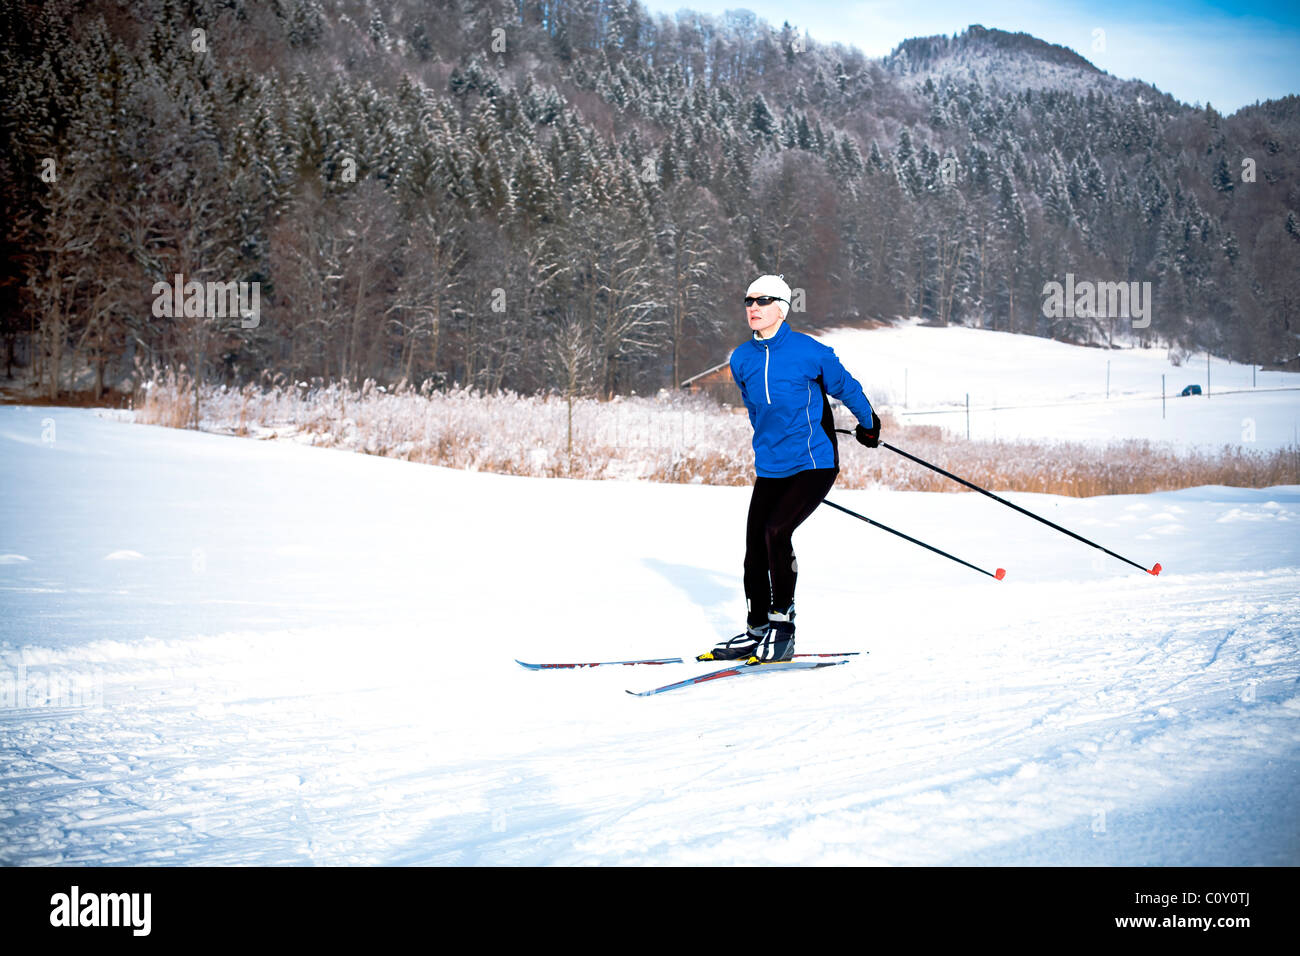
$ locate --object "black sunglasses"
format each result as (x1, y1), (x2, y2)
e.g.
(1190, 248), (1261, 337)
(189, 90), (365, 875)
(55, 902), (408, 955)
(744, 296), (782, 307)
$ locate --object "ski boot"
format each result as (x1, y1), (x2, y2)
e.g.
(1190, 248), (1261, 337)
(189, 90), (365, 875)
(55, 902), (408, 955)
(698, 623), (770, 661)
(749, 606), (795, 664)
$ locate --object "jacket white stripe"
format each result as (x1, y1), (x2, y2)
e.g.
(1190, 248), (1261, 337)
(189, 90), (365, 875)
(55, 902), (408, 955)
(804, 382), (816, 468)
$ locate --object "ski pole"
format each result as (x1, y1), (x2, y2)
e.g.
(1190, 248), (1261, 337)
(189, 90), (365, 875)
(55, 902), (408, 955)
(820, 498), (1006, 580)
(835, 429), (1161, 576)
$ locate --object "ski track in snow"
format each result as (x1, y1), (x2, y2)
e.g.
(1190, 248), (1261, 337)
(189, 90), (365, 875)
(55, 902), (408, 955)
(1, 406), (1298, 865)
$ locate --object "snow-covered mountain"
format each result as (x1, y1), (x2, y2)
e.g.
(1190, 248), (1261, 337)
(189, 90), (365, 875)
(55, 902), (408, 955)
(883, 24), (1171, 103)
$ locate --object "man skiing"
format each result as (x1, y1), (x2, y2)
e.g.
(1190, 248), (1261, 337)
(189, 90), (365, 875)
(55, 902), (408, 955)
(701, 274), (881, 664)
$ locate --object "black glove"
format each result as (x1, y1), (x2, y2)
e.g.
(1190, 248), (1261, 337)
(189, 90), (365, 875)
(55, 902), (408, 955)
(855, 412), (881, 448)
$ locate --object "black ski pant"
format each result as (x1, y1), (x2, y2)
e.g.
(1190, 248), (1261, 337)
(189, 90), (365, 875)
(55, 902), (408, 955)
(743, 468), (838, 626)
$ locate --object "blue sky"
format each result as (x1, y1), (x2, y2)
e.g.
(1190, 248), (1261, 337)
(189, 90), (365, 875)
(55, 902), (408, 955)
(639, 0), (1300, 113)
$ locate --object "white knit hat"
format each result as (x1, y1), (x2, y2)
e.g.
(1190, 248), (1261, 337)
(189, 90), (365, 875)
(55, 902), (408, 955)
(747, 274), (792, 318)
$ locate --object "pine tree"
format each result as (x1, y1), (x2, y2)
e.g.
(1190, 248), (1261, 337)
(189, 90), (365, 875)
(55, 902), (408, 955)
(1042, 161), (1074, 229)
(837, 135), (864, 180)
(511, 142), (556, 230)
(866, 140), (886, 175)
(894, 128), (921, 196)
(1211, 154), (1234, 193)
(747, 93), (777, 143)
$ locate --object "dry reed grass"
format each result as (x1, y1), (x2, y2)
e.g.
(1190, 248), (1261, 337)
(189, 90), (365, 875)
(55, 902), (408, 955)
(130, 370), (1300, 497)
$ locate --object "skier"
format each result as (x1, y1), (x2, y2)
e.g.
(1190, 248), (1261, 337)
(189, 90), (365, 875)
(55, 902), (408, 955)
(702, 275), (881, 664)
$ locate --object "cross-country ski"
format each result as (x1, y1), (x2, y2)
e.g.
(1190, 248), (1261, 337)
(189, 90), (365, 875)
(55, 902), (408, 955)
(627, 659), (850, 696)
(516, 657), (684, 669)
(518, 652), (862, 669)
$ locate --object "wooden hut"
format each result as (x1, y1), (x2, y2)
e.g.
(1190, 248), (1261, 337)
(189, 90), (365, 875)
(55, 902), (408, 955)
(681, 361), (741, 405)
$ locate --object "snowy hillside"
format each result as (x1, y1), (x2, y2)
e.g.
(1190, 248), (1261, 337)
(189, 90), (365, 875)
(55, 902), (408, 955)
(2, 406), (1298, 865)
(819, 322), (1300, 451)
(883, 25), (1164, 102)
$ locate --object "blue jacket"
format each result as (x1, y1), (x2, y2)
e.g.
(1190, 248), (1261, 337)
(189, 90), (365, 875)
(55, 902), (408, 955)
(729, 322), (875, 478)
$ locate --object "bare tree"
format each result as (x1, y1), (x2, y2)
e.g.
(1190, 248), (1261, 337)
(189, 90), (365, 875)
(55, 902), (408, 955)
(268, 187), (346, 381)
(659, 184), (723, 388)
(492, 229), (564, 391)
(25, 166), (102, 399)
(545, 308), (594, 473)
(560, 209), (663, 396)
(928, 189), (968, 326)
(335, 180), (402, 383)
(388, 208), (465, 385)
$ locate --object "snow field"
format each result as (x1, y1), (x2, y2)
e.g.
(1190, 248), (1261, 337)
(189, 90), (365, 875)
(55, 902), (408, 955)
(820, 322), (1300, 450)
(1, 406), (1298, 865)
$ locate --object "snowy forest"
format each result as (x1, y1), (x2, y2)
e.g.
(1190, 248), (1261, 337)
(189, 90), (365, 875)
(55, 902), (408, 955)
(2, 0), (1298, 402)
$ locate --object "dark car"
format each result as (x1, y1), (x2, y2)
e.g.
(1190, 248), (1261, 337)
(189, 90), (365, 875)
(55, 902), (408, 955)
(1180, 384), (1202, 396)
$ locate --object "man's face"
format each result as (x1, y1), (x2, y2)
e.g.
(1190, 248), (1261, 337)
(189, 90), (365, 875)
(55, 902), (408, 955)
(745, 295), (783, 337)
